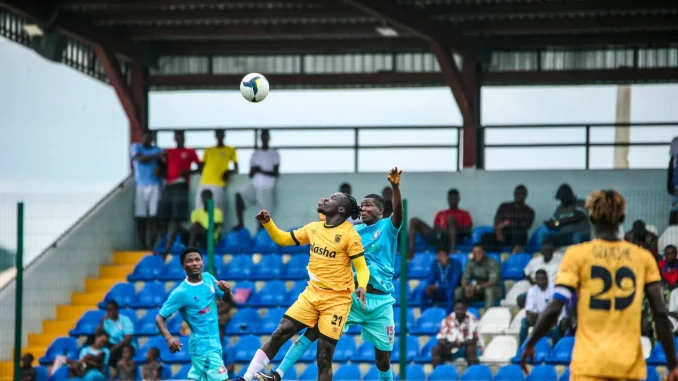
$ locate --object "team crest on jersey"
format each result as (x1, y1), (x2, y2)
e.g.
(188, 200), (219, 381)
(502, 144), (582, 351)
(373, 231), (380, 240)
(210, 285), (215, 294)
(335, 234), (342, 243)
(218, 367), (227, 374)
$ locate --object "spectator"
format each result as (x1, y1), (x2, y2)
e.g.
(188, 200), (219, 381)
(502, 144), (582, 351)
(432, 302), (480, 367)
(408, 189), (473, 258)
(196, 129), (238, 211)
(421, 248), (462, 314)
(455, 245), (502, 307)
(481, 185), (535, 253)
(517, 240), (561, 308)
(234, 129), (280, 230)
(112, 345), (137, 381)
(96, 301), (135, 367)
(519, 270), (562, 345)
(186, 189), (224, 249)
(20, 353), (36, 381)
(624, 220), (659, 258)
(141, 348), (163, 381)
(659, 245), (678, 290)
(668, 136), (678, 225)
(157, 130), (201, 258)
(67, 332), (110, 381)
(543, 183), (590, 248)
(382, 186), (393, 218)
(131, 130), (164, 250)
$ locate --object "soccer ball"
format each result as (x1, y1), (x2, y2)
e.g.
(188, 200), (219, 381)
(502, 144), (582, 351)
(240, 73), (269, 103)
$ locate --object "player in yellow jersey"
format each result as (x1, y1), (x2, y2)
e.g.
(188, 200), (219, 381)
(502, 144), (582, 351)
(521, 189), (678, 381)
(236, 192), (369, 381)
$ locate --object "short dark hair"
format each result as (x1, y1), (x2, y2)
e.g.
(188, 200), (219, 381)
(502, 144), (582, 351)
(363, 194), (385, 209)
(261, 129), (270, 135)
(472, 243), (484, 251)
(106, 300), (119, 310)
(175, 130), (185, 135)
(448, 188), (459, 196)
(515, 184), (527, 192)
(666, 245), (678, 253)
(180, 247), (202, 265)
(535, 269), (548, 278)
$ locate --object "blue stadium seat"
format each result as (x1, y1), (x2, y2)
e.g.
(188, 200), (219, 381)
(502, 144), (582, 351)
(494, 365), (525, 381)
(135, 336), (166, 362)
(461, 364), (492, 381)
(49, 366), (69, 381)
(173, 364), (191, 380)
(159, 336), (190, 363)
(250, 281), (287, 307)
(450, 253), (469, 272)
(512, 337), (551, 365)
(467, 307), (480, 319)
(334, 364), (361, 381)
(256, 308), (287, 334)
(135, 309), (160, 336)
(415, 338), (435, 363)
(285, 281), (308, 306)
(362, 366), (380, 381)
(129, 282), (166, 309)
(299, 340), (318, 362)
(354, 342), (375, 362)
(273, 340), (292, 362)
(413, 233), (434, 252)
(345, 323), (361, 335)
(225, 308), (260, 335)
(127, 255), (163, 282)
(158, 256), (189, 281)
(252, 229), (278, 254)
(220, 255), (254, 280)
(166, 313), (185, 335)
(393, 307), (415, 333)
(333, 336), (356, 362)
(217, 229), (252, 253)
(525, 226), (554, 253)
(391, 280), (412, 306)
(281, 366), (297, 380)
(647, 338), (678, 365)
(282, 255), (309, 280)
(645, 366), (659, 381)
(471, 226), (495, 245)
(395, 365), (426, 381)
(559, 368), (569, 381)
(98, 282), (136, 309)
(252, 255), (284, 280)
(154, 234), (185, 256)
(35, 366), (48, 381)
(411, 307), (446, 335)
(232, 281), (256, 307)
(234, 335), (261, 362)
(428, 364), (459, 381)
(487, 252), (502, 264)
(545, 337), (574, 365)
(39, 337), (78, 364)
(119, 309), (139, 329)
(408, 253), (435, 279)
(501, 254), (532, 280)
(526, 365), (557, 381)
(299, 364), (318, 380)
(391, 336), (418, 362)
(69, 310), (106, 336)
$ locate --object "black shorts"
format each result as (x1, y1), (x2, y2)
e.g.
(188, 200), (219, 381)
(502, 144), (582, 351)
(158, 182), (189, 221)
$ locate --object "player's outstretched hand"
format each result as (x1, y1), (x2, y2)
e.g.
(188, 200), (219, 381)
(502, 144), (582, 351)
(166, 336), (182, 353)
(519, 344), (535, 375)
(387, 167), (402, 186)
(668, 367), (678, 381)
(355, 287), (367, 308)
(216, 280), (230, 293)
(256, 210), (271, 224)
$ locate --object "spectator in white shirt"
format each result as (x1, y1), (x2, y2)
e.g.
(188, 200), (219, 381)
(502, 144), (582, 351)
(517, 240), (562, 308)
(234, 129), (280, 230)
(432, 302), (481, 367)
(519, 270), (563, 345)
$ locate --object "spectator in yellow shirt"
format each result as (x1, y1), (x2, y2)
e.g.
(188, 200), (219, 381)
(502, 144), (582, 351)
(188, 189), (224, 248)
(196, 129), (238, 210)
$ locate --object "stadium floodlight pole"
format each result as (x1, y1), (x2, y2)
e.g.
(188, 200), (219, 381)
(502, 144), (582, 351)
(398, 199), (408, 380)
(207, 198), (215, 276)
(13, 202), (24, 381)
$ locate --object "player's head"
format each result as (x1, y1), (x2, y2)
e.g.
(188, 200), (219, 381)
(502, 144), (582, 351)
(360, 193), (385, 225)
(201, 189), (214, 209)
(448, 188), (460, 209)
(436, 247), (450, 266)
(142, 129), (154, 146)
(260, 129), (270, 147)
(174, 130), (186, 146)
(585, 189), (626, 233)
(339, 182), (352, 195)
(146, 347), (161, 362)
(454, 301), (467, 319)
(514, 184), (528, 204)
(215, 129), (225, 143)
(180, 247), (203, 277)
(535, 269), (549, 289)
(105, 300), (120, 318)
(471, 244), (485, 262)
(666, 245), (677, 263)
(318, 192), (360, 222)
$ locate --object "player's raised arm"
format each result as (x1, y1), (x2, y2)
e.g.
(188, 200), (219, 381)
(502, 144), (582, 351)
(257, 210), (307, 247)
(388, 167), (403, 228)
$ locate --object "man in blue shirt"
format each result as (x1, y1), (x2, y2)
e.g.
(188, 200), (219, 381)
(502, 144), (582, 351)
(259, 167), (404, 381)
(131, 130), (164, 249)
(156, 247), (233, 381)
(421, 249), (462, 314)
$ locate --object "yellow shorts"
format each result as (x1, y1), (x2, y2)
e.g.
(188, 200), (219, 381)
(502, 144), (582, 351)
(284, 284), (353, 341)
(572, 377), (641, 381)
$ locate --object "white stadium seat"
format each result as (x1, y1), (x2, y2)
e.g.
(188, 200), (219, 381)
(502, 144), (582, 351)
(478, 335), (518, 363)
(641, 336), (652, 359)
(479, 307), (512, 335)
(501, 280), (531, 307)
(506, 308), (526, 335)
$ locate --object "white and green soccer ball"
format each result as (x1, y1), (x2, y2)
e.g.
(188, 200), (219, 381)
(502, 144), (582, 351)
(240, 73), (270, 103)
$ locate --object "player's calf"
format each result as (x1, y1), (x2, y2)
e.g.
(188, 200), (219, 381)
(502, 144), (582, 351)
(374, 349), (393, 381)
(316, 338), (337, 381)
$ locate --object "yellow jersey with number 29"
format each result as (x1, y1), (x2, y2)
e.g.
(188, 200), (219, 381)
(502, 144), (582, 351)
(553, 239), (661, 380)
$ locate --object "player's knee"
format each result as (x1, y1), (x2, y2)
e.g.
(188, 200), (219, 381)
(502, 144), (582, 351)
(270, 321), (297, 344)
(374, 350), (391, 371)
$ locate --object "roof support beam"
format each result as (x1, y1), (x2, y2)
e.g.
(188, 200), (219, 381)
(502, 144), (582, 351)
(430, 43), (473, 123)
(96, 46), (143, 135)
(0, 0), (154, 63)
(342, 0), (487, 63)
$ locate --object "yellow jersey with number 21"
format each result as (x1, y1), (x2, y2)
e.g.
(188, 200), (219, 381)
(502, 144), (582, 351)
(554, 239), (661, 380)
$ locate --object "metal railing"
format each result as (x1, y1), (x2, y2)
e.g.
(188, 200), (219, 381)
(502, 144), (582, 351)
(152, 122), (677, 171)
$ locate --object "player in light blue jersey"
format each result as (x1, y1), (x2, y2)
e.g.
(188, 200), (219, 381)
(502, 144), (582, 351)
(257, 167), (403, 381)
(156, 247), (233, 381)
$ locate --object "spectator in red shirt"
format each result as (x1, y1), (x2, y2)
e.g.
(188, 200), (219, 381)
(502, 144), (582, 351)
(659, 245), (678, 289)
(480, 185), (535, 253)
(157, 130), (201, 258)
(408, 188), (473, 258)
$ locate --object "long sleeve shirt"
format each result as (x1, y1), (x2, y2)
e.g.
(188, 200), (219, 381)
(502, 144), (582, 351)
(426, 261), (461, 291)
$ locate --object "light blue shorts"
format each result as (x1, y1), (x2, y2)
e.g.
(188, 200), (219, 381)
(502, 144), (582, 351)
(343, 292), (395, 352)
(187, 350), (228, 381)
